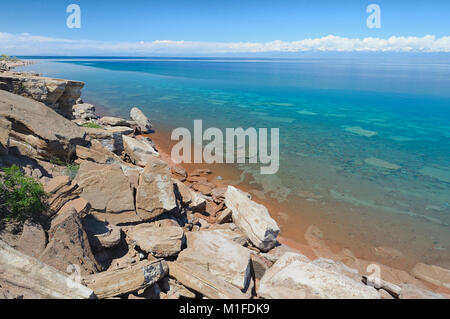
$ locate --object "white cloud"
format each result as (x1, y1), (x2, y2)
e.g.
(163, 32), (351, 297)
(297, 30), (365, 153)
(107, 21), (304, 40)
(1, 32), (450, 55)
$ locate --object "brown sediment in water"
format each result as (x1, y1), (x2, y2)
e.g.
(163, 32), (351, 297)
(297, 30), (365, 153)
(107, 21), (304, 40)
(148, 123), (450, 286)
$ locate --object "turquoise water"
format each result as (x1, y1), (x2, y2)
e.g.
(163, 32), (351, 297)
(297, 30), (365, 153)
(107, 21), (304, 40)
(19, 57), (450, 264)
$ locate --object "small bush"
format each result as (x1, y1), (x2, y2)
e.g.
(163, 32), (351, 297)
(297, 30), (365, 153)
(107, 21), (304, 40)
(80, 122), (102, 129)
(65, 163), (80, 180)
(0, 165), (46, 222)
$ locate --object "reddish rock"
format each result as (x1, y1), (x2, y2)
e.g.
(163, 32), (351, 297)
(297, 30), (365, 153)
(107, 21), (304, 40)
(16, 220), (47, 259)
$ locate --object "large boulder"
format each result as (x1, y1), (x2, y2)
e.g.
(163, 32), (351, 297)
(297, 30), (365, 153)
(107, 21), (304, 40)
(75, 161), (137, 224)
(123, 135), (159, 167)
(128, 223), (184, 257)
(225, 186), (280, 251)
(177, 231), (252, 290)
(83, 217), (122, 250)
(168, 261), (251, 299)
(0, 240), (94, 299)
(83, 259), (168, 299)
(82, 126), (133, 153)
(0, 73), (84, 117)
(173, 179), (207, 212)
(98, 116), (134, 127)
(72, 103), (97, 120)
(39, 208), (101, 276)
(258, 253), (380, 299)
(0, 90), (87, 160)
(130, 107), (152, 133)
(135, 157), (177, 221)
(399, 283), (445, 299)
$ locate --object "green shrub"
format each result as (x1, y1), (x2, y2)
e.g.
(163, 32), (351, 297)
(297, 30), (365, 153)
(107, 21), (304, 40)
(65, 163), (80, 180)
(0, 165), (46, 222)
(80, 122), (102, 129)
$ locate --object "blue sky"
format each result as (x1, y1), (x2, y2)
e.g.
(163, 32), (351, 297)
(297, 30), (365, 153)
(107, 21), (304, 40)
(0, 0), (449, 55)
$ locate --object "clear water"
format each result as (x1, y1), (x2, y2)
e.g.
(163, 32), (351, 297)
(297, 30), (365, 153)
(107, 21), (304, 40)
(18, 57), (450, 262)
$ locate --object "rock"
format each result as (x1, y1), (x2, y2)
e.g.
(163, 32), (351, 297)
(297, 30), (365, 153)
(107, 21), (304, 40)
(0, 73), (84, 117)
(39, 208), (101, 275)
(82, 126), (133, 153)
(362, 275), (402, 298)
(161, 278), (197, 299)
(130, 107), (152, 133)
(0, 117), (10, 155)
(205, 228), (248, 246)
(128, 223), (184, 257)
(98, 116), (133, 127)
(211, 187), (227, 203)
(123, 135), (159, 167)
(141, 283), (161, 299)
(44, 176), (82, 216)
(225, 186), (280, 252)
(83, 217), (122, 250)
(216, 208), (232, 224)
(191, 168), (212, 176)
(58, 197), (91, 217)
(135, 158), (177, 221)
(75, 161), (137, 224)
(72, 103), (97, 120)
(0, 240), (95, 299)
(177, 231), (252, 290)
(168, 261), (251, 299)
(258, 253), (380, 299)
(399, 284), (445, 299)
(75, 140), (122, 164)
(83, 259), (168, 299)
(191, 182), (215, 196)
(411, 263), (450, 289)
(260, 244), (305, 263)
(0, 90), (87, 160)
(250, 254), (273, 280)
(16, 220), (47, 259)
(173, 179), (206, 212)
(171, 166), (188, 182)
(312, 258), (362, 282)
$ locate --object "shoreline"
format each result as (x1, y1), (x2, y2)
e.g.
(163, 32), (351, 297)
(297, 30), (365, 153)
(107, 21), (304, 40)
(148, 124), (449, 289)
(2, 59), (449, 298)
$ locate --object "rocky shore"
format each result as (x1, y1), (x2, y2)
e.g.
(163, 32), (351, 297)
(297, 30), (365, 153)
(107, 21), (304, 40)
(0, 60), (449, 299)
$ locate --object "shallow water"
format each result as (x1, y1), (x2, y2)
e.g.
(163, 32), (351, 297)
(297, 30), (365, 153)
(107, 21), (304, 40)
(18, 56), (450, 267)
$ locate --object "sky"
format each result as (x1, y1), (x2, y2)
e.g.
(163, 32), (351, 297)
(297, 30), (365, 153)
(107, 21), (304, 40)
(0, 0), (449, 56)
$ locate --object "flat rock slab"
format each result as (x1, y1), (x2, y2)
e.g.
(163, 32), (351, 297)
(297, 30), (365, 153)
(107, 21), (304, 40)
(83, 259), (168, 299)
(225, 186), (280, 252)
(16, 220), (47, 259)
(83, 217), (122, 250)
(75, 161), (137, 224)
(135, 158), (177, 221)
(258, 253), (380, 299)
(168, 261), (251, 299)
(177, 231), (251, 290)
(0, 240), (94, 299)
(128, 223), (184, 257)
